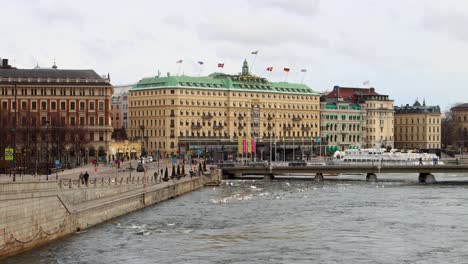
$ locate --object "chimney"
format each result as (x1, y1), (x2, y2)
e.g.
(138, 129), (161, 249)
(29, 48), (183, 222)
(369, 87), (375, 93)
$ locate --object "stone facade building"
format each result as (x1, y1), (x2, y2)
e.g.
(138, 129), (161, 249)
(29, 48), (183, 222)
(394, 100), (441, 150)
(322, 86), (394, 149)
(451, 103), (468, 152)
(128, 61), (321, 160)
(0, 59), (113, 171)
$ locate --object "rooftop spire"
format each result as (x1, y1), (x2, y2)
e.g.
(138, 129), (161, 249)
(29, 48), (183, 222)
(242, 59), (249, 75)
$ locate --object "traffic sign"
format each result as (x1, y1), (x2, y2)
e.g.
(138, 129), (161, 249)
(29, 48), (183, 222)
(55, 160), (60, 169)
(5, 148), (13, 161)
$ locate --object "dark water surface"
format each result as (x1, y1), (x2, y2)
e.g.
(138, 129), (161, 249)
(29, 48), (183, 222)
(6, 173), (468, 264)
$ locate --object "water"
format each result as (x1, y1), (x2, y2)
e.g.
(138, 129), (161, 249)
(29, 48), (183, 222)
(6, 173), (468, 264)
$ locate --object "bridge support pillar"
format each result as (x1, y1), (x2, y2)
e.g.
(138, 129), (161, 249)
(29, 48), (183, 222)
(419, 173), (436, 183)
(366, 173), (378, 182)
(314, 173), (324, 182)
(264, 173), (274, 181)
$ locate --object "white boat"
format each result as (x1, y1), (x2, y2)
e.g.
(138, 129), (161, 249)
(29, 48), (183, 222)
(327, 148), (443, 166)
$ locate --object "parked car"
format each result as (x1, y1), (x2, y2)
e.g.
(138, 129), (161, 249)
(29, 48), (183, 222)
(136, 163), (145, 172)
(288, 160), (307, 166)
(146, 156), (153, 163)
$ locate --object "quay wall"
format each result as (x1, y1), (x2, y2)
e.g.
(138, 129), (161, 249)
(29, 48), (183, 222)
(0, 170), (221, 260)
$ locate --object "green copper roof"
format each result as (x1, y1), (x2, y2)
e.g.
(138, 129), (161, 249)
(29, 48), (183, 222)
(132, 72), (320, 95)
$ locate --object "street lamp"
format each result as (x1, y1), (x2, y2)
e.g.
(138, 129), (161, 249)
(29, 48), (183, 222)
(12, 83), (17, 181)
(44, 120), (50, 181)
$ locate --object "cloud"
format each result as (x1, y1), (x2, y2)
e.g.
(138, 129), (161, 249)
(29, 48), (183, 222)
(162, 15), (189, 30)
(249, 0), (320, 17)
(29, 0), (84, 27)
(421, 5), (468, 41)
(199, 18), (328, 48)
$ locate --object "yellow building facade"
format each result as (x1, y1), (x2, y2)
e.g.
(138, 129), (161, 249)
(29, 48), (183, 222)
(128, 61), (321, 160)
(394, 101), (441, 149)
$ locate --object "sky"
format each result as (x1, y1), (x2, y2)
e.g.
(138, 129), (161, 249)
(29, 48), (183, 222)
(1, 0), (468, 111)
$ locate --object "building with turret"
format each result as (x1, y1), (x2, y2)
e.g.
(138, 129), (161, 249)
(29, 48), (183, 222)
(394, 100), (441, 150)
(128, 60), (321, 160)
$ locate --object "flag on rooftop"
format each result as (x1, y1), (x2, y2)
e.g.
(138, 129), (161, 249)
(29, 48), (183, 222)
(218, 63), (224, 68)
(266, 67), (273, 72)
(363, 80), (370, 86)
(301, 69), (307, 72)
(251, 51), (258, 55)
(198, 61), (204, 65)
(176, 59), (183, 63)
(283, 68), (290, 72)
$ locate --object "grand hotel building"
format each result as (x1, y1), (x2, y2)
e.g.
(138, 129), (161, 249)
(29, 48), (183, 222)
(128, 61), (321, 160)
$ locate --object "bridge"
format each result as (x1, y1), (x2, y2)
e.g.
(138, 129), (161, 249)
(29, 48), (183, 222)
(221, 165), (468, 183)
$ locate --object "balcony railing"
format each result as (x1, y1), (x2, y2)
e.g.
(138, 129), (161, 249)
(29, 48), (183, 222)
(238, 116), (244, 120)
(238, 125), (244, 130)
(213, 125), (223, 130)
(267, 126), (273, 131)
(202, 115), (213, 120)
(301, 127), (311, 131)
(267, 116), (273, 121)
(292, 117), (302, 122)
(283, 127), (293, 131)
(191, 124), (202, 129)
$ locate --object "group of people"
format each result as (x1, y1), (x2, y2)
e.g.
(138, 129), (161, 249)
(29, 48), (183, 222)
(78, 171), (90, 185)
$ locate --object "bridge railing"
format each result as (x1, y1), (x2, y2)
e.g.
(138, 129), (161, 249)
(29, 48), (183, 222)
(58, 175), (159, 189)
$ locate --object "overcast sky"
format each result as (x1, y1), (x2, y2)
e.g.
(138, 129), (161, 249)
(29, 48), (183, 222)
(2, 0), (467, 110)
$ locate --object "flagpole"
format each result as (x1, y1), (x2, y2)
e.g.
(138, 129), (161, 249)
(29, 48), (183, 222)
(284, 71), (289, 82)
(301, 71), (307, 84)
(177, 62), (182, 76)
(251, 53), (258, 74)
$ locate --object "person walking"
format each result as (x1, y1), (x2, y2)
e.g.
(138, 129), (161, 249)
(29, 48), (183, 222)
(83, 171), (89, 186)
(79, 171), (84, 184)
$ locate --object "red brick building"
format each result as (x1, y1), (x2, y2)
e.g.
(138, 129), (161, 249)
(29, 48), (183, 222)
(0, 59), (113, 171)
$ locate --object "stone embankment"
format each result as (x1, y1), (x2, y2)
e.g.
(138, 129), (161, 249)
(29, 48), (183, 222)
(0, 170), (222, 260)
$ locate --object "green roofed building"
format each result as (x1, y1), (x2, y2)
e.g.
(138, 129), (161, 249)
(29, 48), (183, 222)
(128, 60), (321, 160)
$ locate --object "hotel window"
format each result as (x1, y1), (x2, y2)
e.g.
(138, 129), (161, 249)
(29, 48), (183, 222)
(21, 101), (27, 110)
(99, 132), (104, 141)
(89, 132), (94, 141)
(51, 101), (56, 110)
(98, 102), (104, 111)
(41, 101), (47, 110)
(80, 116), (85, 125)
(90, 102), (95, 111)
(89, 116), (95, 125)
(61, 102), (66, 110)
(80, 102), (85, 111)
(70, 102), (76, 110)
(70, 117), (75, 125)
(31, 101), (37, 110)
(99, 117), (104, 126)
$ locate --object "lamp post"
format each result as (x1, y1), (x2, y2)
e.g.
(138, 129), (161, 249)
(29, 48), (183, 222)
(44, 120), (50, 181)
(13, 83), (17, 181)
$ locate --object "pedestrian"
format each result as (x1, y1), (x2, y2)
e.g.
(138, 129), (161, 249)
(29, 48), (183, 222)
(79, 171), (84, 184)
(83, 171), (89, 186)
(419, 157), (423, 165)
(160, 169), (163, 176)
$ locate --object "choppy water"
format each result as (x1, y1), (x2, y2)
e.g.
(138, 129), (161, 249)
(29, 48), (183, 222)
(6, 173), (468, 264)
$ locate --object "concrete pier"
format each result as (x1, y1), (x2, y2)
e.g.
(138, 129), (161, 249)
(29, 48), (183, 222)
(418, 173), (436, 183)
(366, 173), (378, 182)
(314, 173), (324, 182)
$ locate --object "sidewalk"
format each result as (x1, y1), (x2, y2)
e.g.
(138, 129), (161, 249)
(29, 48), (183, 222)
(0, 160), (196, 182)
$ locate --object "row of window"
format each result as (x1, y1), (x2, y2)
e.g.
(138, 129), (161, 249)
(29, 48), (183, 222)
(396, 126), (440, 133)
(0, 87), (108, 96)
(132, 89), (318, 101)
(395, 135), (441, 141)
(395, 117), (440, 125)
(1, 100), (105, 112)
